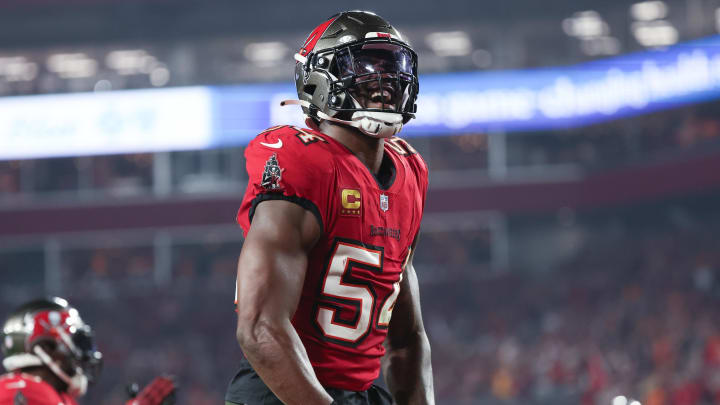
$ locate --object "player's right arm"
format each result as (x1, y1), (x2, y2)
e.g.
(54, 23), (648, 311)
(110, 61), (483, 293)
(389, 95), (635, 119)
(234, 199), (334, 405)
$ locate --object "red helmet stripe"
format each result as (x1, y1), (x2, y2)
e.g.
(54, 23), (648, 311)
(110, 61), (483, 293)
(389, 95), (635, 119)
(299, 16), (338, 57)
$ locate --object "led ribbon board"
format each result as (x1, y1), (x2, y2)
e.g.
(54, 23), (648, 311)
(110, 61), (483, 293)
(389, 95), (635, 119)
(0, 87), (213, 160)
(3, 35), (720, 159)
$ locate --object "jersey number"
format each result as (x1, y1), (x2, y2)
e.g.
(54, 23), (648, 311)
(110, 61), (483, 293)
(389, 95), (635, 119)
(315, 240), (402, 345)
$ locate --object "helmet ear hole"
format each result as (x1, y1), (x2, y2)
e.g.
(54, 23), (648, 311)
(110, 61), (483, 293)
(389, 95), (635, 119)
(303, 84), (317, 97)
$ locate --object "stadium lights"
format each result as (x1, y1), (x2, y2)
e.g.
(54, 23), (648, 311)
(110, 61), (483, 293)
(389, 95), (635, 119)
(0, 56), (38, 82)
(630, 1), (668, 21)
(630, 0), (676, 47)
(563, 11), (618, 56)
(244, 42), (288, 65)
(106, 49), (158, 75)
(425, 31), (473, 57)
(613, 396), (628, 405)
(633, 20), (678, 47)
(562, 11), (609, 39)
(46, 53), (98, 79)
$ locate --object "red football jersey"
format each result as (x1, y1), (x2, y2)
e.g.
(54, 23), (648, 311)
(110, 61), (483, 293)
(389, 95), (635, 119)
(0, 373), (77, 405)
(236, 125), (428, 391)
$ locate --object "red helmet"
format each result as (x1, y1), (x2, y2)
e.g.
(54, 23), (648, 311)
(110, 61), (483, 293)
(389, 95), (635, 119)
(1, 297), (103, 397)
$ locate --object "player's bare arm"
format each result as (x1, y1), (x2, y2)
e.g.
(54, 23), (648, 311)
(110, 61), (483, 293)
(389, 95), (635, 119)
(228, 11), (426, 405)
(234, 199), (334, 405)
(382, 242), (435, 405)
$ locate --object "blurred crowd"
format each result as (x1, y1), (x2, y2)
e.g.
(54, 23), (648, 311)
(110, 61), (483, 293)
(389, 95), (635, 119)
(60, 241), (241, 404)
(426, 204), (720, 405)
(506, 101), (720, 170)
(2, 200), (719, 405)
(2, 100), (720, 404)
(0, 238), (243, 404)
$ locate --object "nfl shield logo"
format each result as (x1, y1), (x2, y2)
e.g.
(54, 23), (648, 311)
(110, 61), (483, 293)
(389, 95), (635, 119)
(379, 194), (389, 212)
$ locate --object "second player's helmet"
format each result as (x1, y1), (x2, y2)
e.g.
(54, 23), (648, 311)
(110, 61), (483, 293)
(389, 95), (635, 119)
(1, 297), (103, 397)
(285, 11), (419, 138)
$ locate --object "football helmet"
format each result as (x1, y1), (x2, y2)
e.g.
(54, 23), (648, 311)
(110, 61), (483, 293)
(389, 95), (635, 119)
(282, 11), (419, 138)
(1, 297), (103, 397)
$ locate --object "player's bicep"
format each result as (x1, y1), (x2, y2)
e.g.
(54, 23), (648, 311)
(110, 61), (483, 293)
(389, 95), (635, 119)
(235, 200), (321, 325)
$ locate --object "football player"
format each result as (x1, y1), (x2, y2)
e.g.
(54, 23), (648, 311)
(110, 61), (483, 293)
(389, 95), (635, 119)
(227, 11), (434, 405)
(0, 297), (175, 405)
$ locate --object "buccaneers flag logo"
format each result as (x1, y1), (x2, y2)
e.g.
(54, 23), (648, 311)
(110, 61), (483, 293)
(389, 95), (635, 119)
(261, 154), (283, 190)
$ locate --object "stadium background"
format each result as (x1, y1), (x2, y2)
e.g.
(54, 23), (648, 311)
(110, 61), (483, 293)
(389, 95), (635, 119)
(2, 0), (720, 404)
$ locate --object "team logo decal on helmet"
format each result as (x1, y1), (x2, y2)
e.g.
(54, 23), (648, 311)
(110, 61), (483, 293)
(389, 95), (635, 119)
(1, 297), (103, 398)
(282, 11), (419, 139)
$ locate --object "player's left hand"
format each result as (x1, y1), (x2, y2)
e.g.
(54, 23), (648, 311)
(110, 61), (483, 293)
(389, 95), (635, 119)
(125, 376), (176, 405)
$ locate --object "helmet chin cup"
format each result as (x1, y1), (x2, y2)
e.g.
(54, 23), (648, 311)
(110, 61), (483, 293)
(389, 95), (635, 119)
(67, 371), (89, 397)
(281, 99), (402, 138)
(351, 111), (403, 138)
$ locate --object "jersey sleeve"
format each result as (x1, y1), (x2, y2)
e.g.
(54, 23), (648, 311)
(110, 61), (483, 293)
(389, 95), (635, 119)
(236, 126), (335, 236)
(386, 136), (428, 244)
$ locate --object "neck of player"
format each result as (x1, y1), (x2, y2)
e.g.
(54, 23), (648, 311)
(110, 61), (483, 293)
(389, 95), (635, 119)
(319, 121), (385, 175)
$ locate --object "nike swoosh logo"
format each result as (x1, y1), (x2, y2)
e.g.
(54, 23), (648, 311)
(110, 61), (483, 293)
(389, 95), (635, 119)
(5, 380), (26, 389)
(260, 140), (283, 149)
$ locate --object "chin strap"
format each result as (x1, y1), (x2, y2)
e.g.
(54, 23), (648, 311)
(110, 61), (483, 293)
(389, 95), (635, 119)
(280, 99), (403, 138)
(33, 345), (88, 397)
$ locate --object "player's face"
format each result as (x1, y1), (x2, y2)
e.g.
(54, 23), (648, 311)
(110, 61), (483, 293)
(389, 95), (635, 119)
(335, 43), (414, 111)
(350, 71), (398, 110)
